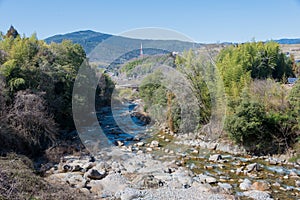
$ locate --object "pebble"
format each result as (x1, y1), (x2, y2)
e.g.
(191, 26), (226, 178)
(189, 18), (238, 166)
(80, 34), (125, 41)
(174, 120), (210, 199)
(269, 159), (278, 165)
(296, 180), (300, 187)
(136, 142), (144, 147)
(272, 182), (281, 187)
(150, 140), (159, 148)
(146, 147), (153, 152)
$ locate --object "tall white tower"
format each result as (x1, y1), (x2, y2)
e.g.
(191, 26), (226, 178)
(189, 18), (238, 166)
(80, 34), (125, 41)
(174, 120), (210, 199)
(140, 43), (143, 57)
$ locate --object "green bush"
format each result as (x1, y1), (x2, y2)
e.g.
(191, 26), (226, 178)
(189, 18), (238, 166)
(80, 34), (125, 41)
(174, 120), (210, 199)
(226, 91), (268, 145)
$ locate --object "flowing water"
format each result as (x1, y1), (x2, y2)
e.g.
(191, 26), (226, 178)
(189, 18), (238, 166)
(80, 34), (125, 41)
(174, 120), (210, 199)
(96, 101), (150, 145)
(97, 101), (300, 199)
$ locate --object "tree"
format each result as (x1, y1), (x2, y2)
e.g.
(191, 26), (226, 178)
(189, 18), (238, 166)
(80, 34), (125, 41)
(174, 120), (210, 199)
(226, 90), (265, 145)
(6, 25), (19, 38)
(216, 41), (294, 99)
(175, 50), (211, 124)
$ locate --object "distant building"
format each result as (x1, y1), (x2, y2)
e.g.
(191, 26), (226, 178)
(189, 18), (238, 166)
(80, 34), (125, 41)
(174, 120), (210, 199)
(285, 52), (290, 57)
(288, 78), (298, 84)
(172, 51), (179, 56)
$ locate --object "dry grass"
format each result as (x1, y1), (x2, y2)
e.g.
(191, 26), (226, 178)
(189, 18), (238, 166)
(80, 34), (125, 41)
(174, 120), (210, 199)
(0, 153), (91, 200)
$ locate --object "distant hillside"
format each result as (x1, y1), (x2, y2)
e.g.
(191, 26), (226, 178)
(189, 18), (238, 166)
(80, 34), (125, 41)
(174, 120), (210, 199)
(44, 30), (201, 65)
(274, 38), (300, 44)
(45, 30), (300, 66)
(44, 30), (112, 54)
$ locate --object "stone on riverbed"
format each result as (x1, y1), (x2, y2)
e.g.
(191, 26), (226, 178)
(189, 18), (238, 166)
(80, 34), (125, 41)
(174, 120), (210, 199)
(66, 174), (86, 188)
(116, 187), (146, 200)
(239, 179), (252, 190)
(218, 183), (232, 193)
(150, 140), (160, 148)
(246, 163), (260, 172)
(243, 190), (273, 200)
(251, 181), (271, 191)
(198, 174), (217, 184)
(209, 154), (222, 162)
(85, 169), (107, 180)
(296, 180), (300, 187)
(136, 141), (144, 147)
(268, 158), (278, 165)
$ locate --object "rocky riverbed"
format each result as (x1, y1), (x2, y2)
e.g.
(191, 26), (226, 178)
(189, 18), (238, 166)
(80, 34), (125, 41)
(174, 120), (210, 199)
(45, 127), (300, 199)
(45, 147), (234, 200)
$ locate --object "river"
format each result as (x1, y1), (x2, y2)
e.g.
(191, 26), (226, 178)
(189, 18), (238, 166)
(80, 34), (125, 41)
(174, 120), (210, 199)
(95, 101), (300, 199)
(96, 101), (151, 145)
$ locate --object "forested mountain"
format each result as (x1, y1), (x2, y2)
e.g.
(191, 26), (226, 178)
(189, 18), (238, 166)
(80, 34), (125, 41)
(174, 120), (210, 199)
(45, 30), (112, 54)
(44, 30), (202, 58)
(45, 30), (300, 57)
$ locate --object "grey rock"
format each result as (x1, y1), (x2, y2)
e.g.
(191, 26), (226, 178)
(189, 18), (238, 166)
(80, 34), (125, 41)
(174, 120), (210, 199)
(246, 163), (260, 172)
(218, 183), (232, 193)
(66, 174), (86, 188)
(209, 154), (222, 162)
(85, 169), (107, 180)
(87, 180), (104, 195)
(150, 140), (159, 148)
(63, 164), (72, 172)
(117, 188), (146, 200)
(296, 180), (300, 187)
(71, 164), (82, 172)
(83, 162), (96, 170)
(239, 178), (252, 190)
(269, 158), (277, 165)
(136, 141), (144, 147)
(243, 190), (273, 200)
(207, 143), (218, 150)
(198, 174), (217, 184)
(272, 182), (281, 187)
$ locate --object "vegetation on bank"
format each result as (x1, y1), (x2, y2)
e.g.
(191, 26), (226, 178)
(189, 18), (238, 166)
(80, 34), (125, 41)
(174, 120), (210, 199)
(0, 27), (114, 157)
(138, 41), (299, 155)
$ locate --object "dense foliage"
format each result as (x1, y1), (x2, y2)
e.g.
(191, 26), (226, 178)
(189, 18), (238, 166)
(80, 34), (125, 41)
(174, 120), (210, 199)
(0, 29), (113, 156)
(216, 41), (294, 99)
(139, 41), (299, 154)
(216, 42), (299, 154)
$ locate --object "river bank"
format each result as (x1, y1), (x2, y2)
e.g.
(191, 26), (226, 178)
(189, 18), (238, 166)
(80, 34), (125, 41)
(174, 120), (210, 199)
(45, 126), (300, 200)
(42, 99), (300, 199)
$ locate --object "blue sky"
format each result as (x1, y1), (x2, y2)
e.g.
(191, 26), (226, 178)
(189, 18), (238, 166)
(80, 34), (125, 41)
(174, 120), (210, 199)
(0, 0), (300, 43)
